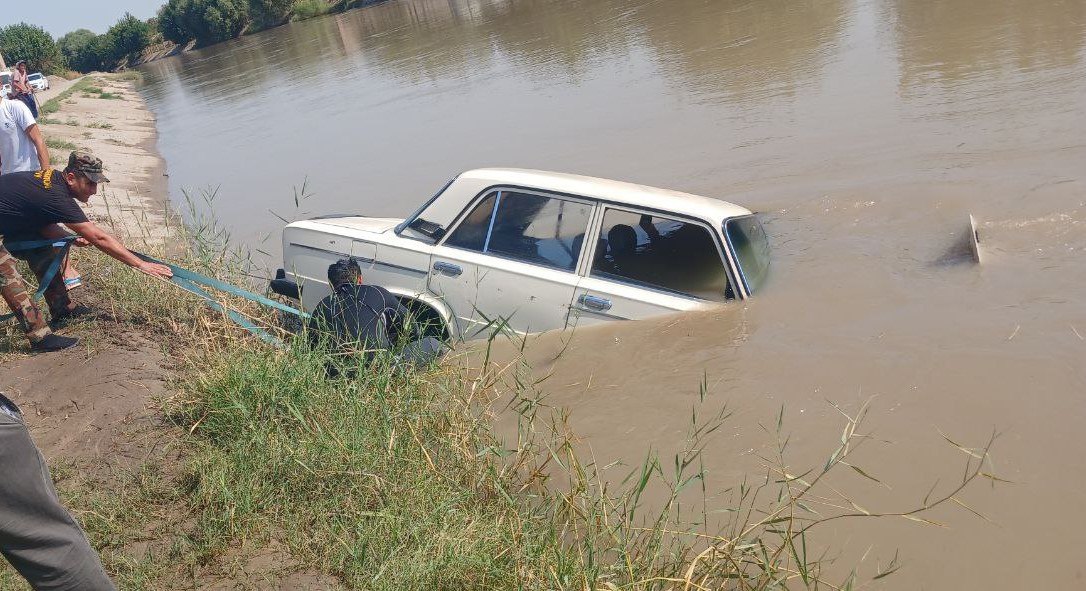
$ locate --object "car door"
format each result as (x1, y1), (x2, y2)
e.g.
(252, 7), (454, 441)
(427, 188), (596, 339)
(569, 207), (736, 326)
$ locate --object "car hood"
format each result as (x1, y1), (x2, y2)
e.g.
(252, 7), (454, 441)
(313, 216), (401, 235)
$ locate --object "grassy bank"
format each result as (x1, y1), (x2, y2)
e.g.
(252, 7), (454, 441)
(39, 77), (98, 116)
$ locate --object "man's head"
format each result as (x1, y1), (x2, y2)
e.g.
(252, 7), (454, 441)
(15, 61), (26, 72)
(62, 151), (110, 202)
(328, 258), (362, 289)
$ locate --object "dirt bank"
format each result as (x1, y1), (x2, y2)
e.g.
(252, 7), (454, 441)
(0, 76), (338, 589)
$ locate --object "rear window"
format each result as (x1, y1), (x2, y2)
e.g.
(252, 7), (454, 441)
(724, 216), (770, 294)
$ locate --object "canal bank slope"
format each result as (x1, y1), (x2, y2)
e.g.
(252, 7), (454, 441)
(0, 75), (341, 589)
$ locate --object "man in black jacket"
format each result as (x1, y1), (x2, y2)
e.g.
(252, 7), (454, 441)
(307, 259), (444, 373)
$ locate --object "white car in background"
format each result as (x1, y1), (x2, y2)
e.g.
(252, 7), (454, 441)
(0, 71), (11, 97)
(273, 169), (770, 340)
(27, 72), (49, 91)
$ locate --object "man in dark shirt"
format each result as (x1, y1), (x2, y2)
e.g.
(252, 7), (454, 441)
(0, 151), (173, 352)
(307, 259), (444, 374)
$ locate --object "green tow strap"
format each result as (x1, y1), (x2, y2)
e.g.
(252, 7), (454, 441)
(133, 252), (309, 345)
(0, 235), (77, 322)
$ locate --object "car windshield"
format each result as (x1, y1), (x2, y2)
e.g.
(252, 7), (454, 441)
(28, 73), (42, 80)
(0, 74), (10, 85)
(724, 215), (770, 294)
(396, 177), (456, 243)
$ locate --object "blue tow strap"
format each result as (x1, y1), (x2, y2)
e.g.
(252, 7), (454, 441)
(0, 235), (77, 322)
(133, 252), (309, 345)
(1, 237), (305, 345)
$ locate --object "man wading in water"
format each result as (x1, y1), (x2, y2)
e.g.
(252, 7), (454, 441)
(0, 151), (172, 352)
(308, 258), (445, 375)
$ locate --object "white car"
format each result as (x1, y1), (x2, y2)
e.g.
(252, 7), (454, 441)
(273, 168), (770, 340)
(0, 71), (11, 97)
(27, 73), (49, 91)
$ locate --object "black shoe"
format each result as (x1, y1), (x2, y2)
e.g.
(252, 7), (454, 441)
(51, 303), (94, 326)
(31, 334), (79, 352)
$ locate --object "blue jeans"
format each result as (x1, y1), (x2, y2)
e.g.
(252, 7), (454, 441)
(17, 93), (38, 119)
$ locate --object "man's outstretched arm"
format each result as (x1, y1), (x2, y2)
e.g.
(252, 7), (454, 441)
(66, 221), (173, 278)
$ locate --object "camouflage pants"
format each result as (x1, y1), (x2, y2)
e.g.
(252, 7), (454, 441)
(0, 239), (71, 344)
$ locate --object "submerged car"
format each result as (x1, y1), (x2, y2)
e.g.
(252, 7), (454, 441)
(273, 168), (769, 340)
(27, 73), (48, 91)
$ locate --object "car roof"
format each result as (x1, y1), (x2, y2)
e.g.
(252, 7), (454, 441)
(458, 168), (753, 224)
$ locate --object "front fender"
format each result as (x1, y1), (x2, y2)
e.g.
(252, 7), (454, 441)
(382, 288), (458, 340)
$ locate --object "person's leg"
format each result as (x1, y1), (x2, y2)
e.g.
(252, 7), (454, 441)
(61, 250), (82, 290)
(0, 243), (53, 345)
(20, 93), (38, 118)
(0, 394), (116, 591)
(398, 337), (447, 368)
(17, 245), (74, 318)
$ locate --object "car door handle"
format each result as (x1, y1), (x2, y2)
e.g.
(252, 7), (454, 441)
(432, 261), (463, 277)
(578, 294), (612, 311)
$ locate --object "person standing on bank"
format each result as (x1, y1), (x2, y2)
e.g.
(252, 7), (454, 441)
(10, 61), (39, 119)
(0, 88), (84, 289)
(1, 392), (117, 590)
(0, 90), (49, 175)
(0, 151), (173, 352)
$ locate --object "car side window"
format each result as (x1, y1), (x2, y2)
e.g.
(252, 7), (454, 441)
(443, 190), (593, 272)
(590, 209), (731, 301)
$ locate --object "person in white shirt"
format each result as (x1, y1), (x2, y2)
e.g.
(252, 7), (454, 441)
(0, 97), (85, 288)
(0, 96), (49, 175)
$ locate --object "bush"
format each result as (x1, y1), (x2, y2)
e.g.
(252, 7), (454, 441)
(251, 0), (296, 29)
(0, 23), (65, 74)
(158, 0), (251, 47)
(106, 13), (152, 59)
(292, 0), (329, 20)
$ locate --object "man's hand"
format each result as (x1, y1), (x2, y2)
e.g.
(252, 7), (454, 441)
(136, 261), (173, 279)
(73, 237), (90, 247)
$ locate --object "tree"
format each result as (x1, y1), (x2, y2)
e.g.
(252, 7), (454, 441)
(159, 0), (250, 46)
(57, 29), (98, 71)
(107, 13), (153, 59)
(196, 0), (251, 44)
(0, 23), (64, 74)
(250, 0), (295, 30)
(159, 0), (194, 45)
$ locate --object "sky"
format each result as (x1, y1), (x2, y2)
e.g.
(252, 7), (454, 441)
(1, 0), (166, 38)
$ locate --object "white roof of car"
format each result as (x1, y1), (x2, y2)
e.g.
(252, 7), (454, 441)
(459, 168), (753, 223)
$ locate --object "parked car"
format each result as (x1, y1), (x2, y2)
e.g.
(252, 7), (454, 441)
(0, 71), (11, 97)
(273, 168), (770, 340)
(27, 72), (48, 91)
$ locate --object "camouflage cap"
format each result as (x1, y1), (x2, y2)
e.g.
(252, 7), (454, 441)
(66, 151), (110, 183)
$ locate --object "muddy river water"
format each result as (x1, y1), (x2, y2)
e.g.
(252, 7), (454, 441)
(139, 0), (1085, 586)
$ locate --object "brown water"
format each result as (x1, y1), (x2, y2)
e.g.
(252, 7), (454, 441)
(139, 0), (1086, 587)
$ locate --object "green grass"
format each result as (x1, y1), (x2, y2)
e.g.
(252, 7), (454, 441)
(39, 77), (96, 115)
(37, 116), (62, 125)
(45, 137), (79, 151)
(87, 121), (114, 129)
